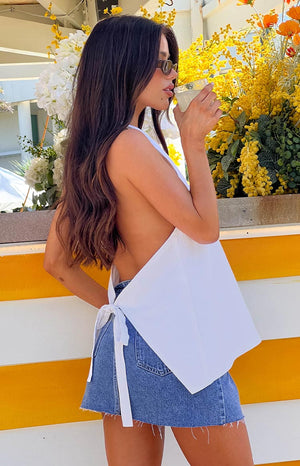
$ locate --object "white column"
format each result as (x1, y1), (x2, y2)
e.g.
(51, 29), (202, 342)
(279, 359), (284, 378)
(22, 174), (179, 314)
(17, 101), (32, 162)
(190, 0), (204, 41)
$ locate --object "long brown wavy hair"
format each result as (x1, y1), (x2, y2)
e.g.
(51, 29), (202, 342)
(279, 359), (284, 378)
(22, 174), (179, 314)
(56, 15), (179, 270)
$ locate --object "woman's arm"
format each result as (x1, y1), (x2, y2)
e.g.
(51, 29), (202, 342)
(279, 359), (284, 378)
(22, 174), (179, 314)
(173, 83), (221, 242)
(44, 206), (108, 309)
(108, 84), (222, 244)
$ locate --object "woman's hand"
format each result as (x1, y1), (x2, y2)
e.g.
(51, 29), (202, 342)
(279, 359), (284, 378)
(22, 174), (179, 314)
(173, 83), (222, 148)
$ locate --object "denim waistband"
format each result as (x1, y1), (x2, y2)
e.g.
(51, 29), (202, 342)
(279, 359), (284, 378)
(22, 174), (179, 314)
(114, 279), (131, 293)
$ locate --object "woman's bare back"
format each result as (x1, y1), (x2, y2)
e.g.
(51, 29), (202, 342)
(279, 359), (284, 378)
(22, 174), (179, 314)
(106, 130), (177, 282)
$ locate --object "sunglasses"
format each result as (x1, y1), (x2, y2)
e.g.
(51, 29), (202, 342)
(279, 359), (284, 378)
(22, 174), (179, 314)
(157, 59), (178, 76)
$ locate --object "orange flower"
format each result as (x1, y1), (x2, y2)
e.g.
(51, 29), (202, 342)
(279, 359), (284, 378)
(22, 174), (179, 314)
(237, 0), (254, 5)
(287, 6), (300, 21)
(286, 46), (296, 57)
(258, 13), (278, 28)
(293, 33), (300, 45)
(277, 20), (300, 37)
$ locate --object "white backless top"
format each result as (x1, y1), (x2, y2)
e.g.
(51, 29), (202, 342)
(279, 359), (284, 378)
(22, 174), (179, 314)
(87, 125), (262, 427)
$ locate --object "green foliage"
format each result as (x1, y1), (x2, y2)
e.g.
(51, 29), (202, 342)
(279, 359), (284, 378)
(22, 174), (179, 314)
(207, 100), (300, 196)
(255, 105), (300, 191)
(18, 136), (61, 210)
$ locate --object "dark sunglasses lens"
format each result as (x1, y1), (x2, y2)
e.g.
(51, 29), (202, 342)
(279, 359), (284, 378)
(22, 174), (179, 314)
(162, 61), (172, 75)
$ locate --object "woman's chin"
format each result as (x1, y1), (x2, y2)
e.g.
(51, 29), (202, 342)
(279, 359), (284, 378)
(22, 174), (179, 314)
(152, 101), (170, 111)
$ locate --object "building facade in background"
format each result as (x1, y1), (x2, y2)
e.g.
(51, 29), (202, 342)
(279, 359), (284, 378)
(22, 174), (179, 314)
(0, 0), (279, 171)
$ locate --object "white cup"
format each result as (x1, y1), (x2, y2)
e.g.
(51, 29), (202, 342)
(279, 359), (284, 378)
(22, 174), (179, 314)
(174, 79), (208, 112)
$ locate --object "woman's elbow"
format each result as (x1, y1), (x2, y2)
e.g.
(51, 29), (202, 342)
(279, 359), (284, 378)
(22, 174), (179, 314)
(207, 230), (220, 243)
(43, 253), (68, 279)
(194, 226), (220, 244)
(43, 255), (57, 277)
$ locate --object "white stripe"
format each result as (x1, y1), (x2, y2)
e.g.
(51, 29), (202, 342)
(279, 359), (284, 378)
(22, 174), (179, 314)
(1, 274), (300, 365)
(0, 421), (107, 466)
(0, 420), (187, 466)
(0, 242), (45, 256)
(0, 296), (98, 365)
(0, 400), (299, 465)
(239, 276), (300, 340)
(220, 223), (300, 239)
(243, 399), (300, 464)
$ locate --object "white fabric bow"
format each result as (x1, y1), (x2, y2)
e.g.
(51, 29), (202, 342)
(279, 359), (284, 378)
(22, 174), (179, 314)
(87, 303), (133, 427)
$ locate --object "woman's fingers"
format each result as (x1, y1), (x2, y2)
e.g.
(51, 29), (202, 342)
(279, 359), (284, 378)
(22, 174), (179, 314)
(197, 82), (214, 102)
(173, 83), (222, 142)
(210, 99), (221, 113)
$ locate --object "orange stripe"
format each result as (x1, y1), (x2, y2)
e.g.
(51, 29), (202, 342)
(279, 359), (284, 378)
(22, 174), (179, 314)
(1, 235), (300, 300)
(256, 463), (300, 466)
(0, 338), (299, 430)
(0, 359), (100, 431)
(221, 235), (300, 281)
(230, 338), (300, 404)
(0, 253), (109, 301)
(1, 235), (300, 301)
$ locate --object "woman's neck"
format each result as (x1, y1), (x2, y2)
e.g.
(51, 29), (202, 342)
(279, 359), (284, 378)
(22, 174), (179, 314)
(130, 104), (145, 127)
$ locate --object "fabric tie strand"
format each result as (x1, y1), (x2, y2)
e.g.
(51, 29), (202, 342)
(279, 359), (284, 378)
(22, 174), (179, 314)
(87, 303), (133, 427)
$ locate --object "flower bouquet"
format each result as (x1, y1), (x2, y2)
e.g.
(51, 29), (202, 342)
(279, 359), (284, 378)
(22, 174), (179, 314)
(179, 0), (300, 197)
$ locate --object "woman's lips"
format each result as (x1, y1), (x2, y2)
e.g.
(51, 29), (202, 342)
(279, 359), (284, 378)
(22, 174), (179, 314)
(163, 85), (174, 97)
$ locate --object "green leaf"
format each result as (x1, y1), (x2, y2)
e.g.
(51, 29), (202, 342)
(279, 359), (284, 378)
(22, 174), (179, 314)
(221, 140), (239, 173)
(236, 111), (247, 129)
(216, 177), (231, 196)
(34, 183), (43, 191)
(227, 133), (234, 145)
(288, 181), (296, 189)
(230, 139), (240, 157)
(222, 96), (239, 106)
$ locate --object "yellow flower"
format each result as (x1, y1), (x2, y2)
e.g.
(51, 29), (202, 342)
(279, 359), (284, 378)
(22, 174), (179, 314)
(51, 39), (59, 48)
(168, 144), (182, 166)
(81, 24), (91, 35)
(103, 8), (108, 14)
(110, 6), (123, 15)
(238, 139), (272, 196)
(140, 1), (176, 27)
(227, 174), (239, 197)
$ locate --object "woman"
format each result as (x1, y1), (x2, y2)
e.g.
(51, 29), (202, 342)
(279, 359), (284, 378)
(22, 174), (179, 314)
(44, 15), (260, 465)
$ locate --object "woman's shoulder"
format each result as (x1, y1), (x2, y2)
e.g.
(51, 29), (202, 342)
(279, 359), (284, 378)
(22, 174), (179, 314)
(107, 126), (159, 170)
(110, 126), (150, 153)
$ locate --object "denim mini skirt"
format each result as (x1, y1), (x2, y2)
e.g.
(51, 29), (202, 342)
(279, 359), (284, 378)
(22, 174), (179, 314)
(81, 280), (245, 427)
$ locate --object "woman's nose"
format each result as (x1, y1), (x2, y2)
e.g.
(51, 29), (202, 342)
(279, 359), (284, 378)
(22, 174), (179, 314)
(170, 68), (178, 80)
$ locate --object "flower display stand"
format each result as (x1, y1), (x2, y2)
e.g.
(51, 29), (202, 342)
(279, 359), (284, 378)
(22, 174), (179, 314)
(0, 195), (299, 465)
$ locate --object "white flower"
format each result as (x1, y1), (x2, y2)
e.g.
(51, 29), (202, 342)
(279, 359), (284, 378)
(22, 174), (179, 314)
(53, 128), (68, 157)
(53, 157), (64, 191)
(35, 30), (87, 123)
(25, 158), (49, 189)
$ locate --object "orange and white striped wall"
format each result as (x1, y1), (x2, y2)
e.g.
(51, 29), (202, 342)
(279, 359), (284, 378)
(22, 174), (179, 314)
(0, 224), (299, 466)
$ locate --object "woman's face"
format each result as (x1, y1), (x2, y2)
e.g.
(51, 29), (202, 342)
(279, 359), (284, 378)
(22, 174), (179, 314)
(135, 34), (178, 113)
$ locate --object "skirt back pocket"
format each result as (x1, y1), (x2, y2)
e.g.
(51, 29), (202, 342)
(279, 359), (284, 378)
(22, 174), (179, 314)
(135, 333), (171, 376)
